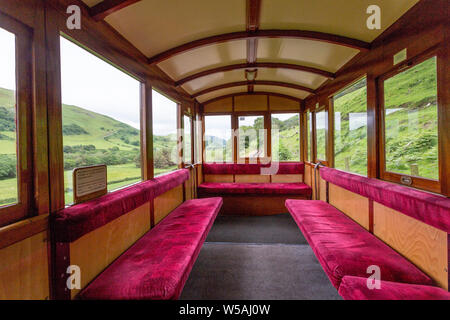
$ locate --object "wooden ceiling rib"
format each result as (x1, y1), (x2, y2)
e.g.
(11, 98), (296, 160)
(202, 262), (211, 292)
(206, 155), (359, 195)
(147, 30), (371, 65)
(203, 92), (302, 106)
(246, 0), (261, 92)
(175, 62), (335, 86)
(191, 80), (314, 98)
(89, 0), (142, 21)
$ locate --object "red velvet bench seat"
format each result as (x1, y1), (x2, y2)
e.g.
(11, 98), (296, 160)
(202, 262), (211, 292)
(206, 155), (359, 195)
(339, 276), (450, 300)
(198, 182), (312, 196)
(198, 163), (312, 215)
(79, 197), (223, 300)
(285, 200), (434, 289)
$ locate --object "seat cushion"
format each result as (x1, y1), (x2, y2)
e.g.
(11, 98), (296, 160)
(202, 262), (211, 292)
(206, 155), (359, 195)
(79, 197), (223, 300)
(198, 182), (312, 196)
(285, 200), (434, 289)
(202, 162), (305, 175)
(339, 276), (450, 300)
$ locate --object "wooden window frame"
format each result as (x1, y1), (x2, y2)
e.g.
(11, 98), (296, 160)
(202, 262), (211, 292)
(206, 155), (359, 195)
(270, 111), (301, 162)
(59, 35), (146, 205)
(235, 111), (269, 163)
(378, 50), (441, 194)
(0, 14), (34, 227)
(331, 76), (368, 176)
(203, 114), (234, 164)
(314, 106), (329, 166)
(182, 111), (194, 166)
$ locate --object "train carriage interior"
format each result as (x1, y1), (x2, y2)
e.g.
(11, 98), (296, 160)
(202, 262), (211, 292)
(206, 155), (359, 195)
(0, 0), (449, 305)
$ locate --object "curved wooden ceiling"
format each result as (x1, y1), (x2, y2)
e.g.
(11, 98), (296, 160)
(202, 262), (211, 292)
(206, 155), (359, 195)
(83, 0), (420, 103)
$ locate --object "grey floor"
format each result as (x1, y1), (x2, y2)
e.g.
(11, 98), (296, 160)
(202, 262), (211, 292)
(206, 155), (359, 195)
(181, 214), (341, 300)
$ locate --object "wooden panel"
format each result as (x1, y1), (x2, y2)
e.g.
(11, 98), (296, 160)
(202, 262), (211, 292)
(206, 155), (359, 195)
(373, 202), (448, 290)
(0, 214), (48, 250)
(154, 185), (183, 224)
(204, 97), (232, 113)
(234, 174), (270, 183)
(269, 96), (300, 111)
(271, 174), (303, 183)
(0, 232), (49, 300)
(304, 164), (312, 187)
(329, 183), (370, 230)
(70, 202), (150, 298)
(220, 195), (309, 216)
(197, 164), (203, 184)
(234, 94), (268, 111)
(185, 173), (193, 201)
(204, 174), (234, 183)
(319, 176), (327, 202)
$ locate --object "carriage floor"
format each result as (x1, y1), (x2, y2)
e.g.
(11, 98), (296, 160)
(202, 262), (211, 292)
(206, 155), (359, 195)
(181, 214), (341, 300)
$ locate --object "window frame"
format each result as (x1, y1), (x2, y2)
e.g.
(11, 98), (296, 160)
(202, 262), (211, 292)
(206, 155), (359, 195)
(203, 114), (233, 164)
(331, 76), (368, 176)
(59, 34), (145, 205)
(270, 111), (301, 162)
(235, 112), (268, 163)
(314, 106), (329, 165)
(182, 111), (194, 166)
(0, 14), (34, 227)
(378, 50), (441, 193)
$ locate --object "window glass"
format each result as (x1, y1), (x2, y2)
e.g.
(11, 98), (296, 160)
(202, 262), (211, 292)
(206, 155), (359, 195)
(307, 111), (312, 162)
(183, 115), (192, 164)
(152, 90), (178, 176)
(238, 115), (265, 158)
(0, 27), (17, 206)
(60, 37), (141, 205)
(384, 57), (438, 180)
(204, 115), (232, 162)
(271, 113), (300, 161)
(315, 111), (327, 161)
(334, 78), (368, 175)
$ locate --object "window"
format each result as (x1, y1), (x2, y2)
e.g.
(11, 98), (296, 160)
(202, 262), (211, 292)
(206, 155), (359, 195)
(307, 111), (312, 162)
(333, 77), (368, 176)
(152, 90), (178, 176)
(382, 56), (438, 181)
(271, 113), (300, 161)
(315, 110), (327, 161)
(60, 36), (142, 205)
(0, 18), (33, 226)
(0, 27), (17, 207)
(183, 115), (192, 164)
(238, 115), (266, 159)
(204, 115), (232, 163)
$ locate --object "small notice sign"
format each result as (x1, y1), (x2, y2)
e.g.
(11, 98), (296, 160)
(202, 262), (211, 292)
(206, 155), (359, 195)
(73, 165), (107, 204)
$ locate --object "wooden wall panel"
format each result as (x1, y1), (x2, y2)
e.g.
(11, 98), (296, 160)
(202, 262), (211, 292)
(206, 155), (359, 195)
(304, 164), (312, 187)
(220, 195), (308, 216)
(329, 183), (370, 230)
(204, 174), (234, 183)
(235, 174), (270, 183)
(373, 202), (448, 290)
(319, 176), (327, 202)
(0, 232), (49, 300)
(269, 96), (300, 111)
(271, 174), (303, 183)
(69, 203), (150, 298)
(234, 95), (268, 111)
(204, 97), (233, 113)
(154, 185), (183, 225)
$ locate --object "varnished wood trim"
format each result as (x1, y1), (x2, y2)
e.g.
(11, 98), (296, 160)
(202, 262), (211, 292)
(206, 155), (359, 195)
(0, 214), (49, 250)
(193, 81), (314, 98)
(175, 63), (335, 86)
(89, 0), (142, 21)
(203, 92), (303, 106)
(141, 81), (154, 180)
(148, 30), (371, 64)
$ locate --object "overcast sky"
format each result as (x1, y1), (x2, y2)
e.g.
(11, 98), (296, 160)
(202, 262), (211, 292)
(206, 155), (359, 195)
(0, 28), (16, 91)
